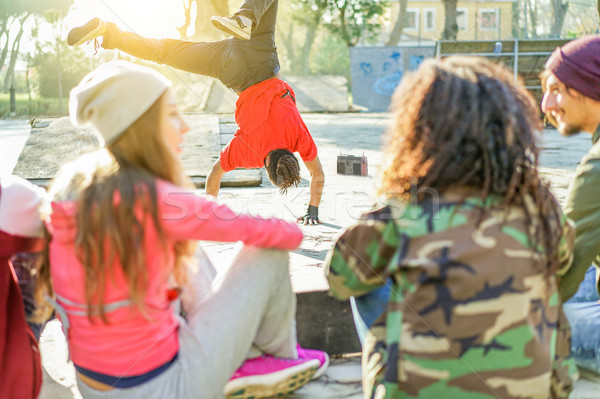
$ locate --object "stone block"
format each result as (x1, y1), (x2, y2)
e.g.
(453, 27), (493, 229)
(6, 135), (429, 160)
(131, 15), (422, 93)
(296, 291), (361, 356)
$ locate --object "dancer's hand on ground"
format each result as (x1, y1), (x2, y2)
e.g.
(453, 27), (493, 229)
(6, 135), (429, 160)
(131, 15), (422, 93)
(297, 205), (321, 225)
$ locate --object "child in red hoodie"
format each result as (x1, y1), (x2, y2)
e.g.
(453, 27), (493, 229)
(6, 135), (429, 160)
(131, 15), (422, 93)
(0, 175), (46, 399)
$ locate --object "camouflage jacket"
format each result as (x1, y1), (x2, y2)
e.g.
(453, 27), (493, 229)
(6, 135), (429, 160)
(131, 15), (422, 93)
(325, 194), (576, 399)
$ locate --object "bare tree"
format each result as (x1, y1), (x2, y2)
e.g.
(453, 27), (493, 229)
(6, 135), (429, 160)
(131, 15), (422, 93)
(282, 0), (327, 75)
(176, 0), (229, 41)
(0, 17), (14, 72)
(550, 0), (568, 37)
(386, 0), (408, 46)
(441, 0), (458, 40)
(3, 14), (28, 92)
(526, 0), (538, 38)
(0, 0), (72, 92)
(175, 0), (194, 39)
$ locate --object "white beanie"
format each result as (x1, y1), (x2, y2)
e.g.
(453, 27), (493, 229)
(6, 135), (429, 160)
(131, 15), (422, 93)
(0, 175), (46, 238)
(69, 60), (171, 144)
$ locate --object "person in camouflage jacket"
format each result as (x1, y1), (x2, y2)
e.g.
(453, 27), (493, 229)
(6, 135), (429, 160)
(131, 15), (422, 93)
(325, 56), (577, 399)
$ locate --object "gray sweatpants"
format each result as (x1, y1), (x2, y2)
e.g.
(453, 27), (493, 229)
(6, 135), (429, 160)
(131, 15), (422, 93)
(77, 244), (297, 399)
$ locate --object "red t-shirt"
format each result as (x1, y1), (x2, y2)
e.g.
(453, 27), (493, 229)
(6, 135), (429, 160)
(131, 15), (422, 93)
(220, 79), (318, 172)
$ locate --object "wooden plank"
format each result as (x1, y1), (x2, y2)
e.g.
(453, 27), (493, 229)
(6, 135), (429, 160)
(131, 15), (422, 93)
(189, 169), (262, 188)
(517, 39), (569, 52)
(179, 114), (221, 175)
(216, 117), (263, 185)
(219, 123), (237, 134)
(439, 40), (515, 54)
(438, 39), (569, 55)
(435, 39), (573, 105)
(25, 169), (262, 190)
(517, 56), (548, 75)
(219, 116), (236, 124)
(220, 133), (235, 146)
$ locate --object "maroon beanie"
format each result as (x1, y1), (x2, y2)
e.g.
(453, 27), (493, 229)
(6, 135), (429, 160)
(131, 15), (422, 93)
(545, 35), (600, 102)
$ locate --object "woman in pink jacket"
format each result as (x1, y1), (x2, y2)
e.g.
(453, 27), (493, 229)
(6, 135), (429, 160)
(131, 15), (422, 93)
(38, 60), (327, 399)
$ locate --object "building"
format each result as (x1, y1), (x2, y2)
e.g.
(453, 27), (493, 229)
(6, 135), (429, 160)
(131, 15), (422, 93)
(388, 0), (516, 41)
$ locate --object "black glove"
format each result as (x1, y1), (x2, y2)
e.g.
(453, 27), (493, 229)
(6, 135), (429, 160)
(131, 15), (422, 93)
(297, 205), (321, 225)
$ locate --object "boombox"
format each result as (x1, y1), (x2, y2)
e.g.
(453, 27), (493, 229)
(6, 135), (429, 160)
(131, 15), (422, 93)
(337, 153), (368, 176)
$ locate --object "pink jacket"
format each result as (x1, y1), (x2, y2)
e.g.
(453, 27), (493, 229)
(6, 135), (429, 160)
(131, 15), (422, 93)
(46, 180), (303, 376)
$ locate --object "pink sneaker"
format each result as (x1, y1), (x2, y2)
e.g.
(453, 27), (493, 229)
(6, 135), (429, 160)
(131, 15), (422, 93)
(224, 354), (319, 398)
(296, 345), (329, 379)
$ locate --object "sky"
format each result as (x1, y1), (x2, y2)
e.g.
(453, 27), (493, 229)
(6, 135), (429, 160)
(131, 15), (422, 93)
(8, 0), (191, 63)
(63, 0), (184, 39)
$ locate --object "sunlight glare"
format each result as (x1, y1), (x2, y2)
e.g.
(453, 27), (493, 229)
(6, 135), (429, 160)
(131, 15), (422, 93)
(64, 0), (183, 39)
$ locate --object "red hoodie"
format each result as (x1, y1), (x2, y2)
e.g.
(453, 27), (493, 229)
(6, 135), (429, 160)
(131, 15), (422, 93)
(0, 176), (45, 399)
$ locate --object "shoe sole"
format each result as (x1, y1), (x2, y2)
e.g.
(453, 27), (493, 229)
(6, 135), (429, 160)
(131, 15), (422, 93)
(67, 18), (105, 46)
(211, 17), (251, 40)
(312, 353), (329, 379)
(224, 360), (319, 399)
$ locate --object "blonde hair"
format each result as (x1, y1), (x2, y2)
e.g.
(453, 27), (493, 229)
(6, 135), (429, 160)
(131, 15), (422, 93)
(39, 92), (195, 322)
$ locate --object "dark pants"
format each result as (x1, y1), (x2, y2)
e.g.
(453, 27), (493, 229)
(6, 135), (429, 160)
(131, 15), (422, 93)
(103, 0), (280, 92)
(11, 252), (46, 340)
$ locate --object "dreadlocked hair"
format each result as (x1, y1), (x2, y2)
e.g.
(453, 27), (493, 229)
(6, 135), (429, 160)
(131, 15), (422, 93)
(265, 149), (301, 194)
(379, 56), (564, 274)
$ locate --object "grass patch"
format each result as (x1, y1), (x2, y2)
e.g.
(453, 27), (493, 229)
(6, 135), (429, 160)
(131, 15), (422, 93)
(0, 93), (68, 118)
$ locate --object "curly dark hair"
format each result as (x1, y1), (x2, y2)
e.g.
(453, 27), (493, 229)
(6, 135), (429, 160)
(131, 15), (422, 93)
(265, 149), (301, 194)
(379, 56), (564, 274)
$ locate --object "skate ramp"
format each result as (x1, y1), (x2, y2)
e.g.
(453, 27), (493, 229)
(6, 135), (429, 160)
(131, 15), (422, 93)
(179, 75), (349, 114)
(13, 115), (261, 188)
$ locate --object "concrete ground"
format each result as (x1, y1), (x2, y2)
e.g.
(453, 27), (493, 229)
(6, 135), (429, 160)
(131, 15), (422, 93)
(2, 114), (599, 398)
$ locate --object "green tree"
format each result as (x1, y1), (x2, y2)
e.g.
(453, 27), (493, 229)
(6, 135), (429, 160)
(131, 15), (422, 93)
(324, 0), (387, 48)
(310, 32), (349, 76)
(0, 0), (72, 92)
(281, 0), (328, 75)
(31, 41), (90, 99)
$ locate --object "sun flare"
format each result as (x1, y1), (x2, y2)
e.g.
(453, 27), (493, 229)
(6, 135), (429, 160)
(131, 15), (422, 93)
(64, 0), (184, 39)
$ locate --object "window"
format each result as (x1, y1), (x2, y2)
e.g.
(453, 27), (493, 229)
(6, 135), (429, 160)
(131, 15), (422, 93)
(457, 8), (467, 31)
(405, 8), (419, 31)
(424, 8), (435, 31)
(479, 8), (499, 31)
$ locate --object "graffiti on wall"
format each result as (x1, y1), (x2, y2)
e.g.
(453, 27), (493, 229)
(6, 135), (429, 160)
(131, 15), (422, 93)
(356, 51), (403, 96)
(350, 46), (435, 111)
(359, 52), (427, 96)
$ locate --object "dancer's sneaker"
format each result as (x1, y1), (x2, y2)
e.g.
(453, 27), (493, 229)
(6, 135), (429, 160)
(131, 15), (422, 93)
(224, 354), (319, 399)
(67, 18), (106, 47)
(296, 345), (329, 379)
(211, 15), (252, 40)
